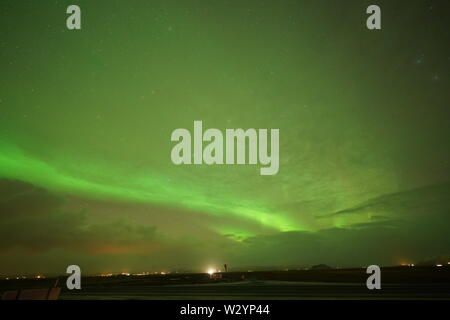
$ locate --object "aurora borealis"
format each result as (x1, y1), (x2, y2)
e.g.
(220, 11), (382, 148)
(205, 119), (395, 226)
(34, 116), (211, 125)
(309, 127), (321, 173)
(0, 0), (449, 275)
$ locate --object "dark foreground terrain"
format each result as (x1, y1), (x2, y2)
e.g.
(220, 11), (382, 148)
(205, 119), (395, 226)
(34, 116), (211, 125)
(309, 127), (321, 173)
(1, 266), (450, 300)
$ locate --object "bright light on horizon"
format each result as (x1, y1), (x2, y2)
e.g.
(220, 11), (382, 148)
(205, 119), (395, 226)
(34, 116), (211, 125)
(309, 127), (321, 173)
(207, 268), (215, 275)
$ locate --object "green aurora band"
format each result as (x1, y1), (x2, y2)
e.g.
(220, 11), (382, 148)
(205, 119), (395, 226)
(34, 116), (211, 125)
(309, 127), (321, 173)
(0, 141), (299, 233)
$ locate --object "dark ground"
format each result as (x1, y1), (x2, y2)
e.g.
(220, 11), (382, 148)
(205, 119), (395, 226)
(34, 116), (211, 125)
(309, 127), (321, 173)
(1, 266), (450, 300)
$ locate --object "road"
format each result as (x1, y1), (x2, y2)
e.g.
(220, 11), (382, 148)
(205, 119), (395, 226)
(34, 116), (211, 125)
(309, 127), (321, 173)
(60, 280), (450, 300)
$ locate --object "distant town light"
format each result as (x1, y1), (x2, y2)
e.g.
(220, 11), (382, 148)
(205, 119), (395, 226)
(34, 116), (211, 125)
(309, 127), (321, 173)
(99, 273), (113, 277)
(207, 269), (215, 275)
(401, 263), (414, 267)
(436, 264), (443, 267)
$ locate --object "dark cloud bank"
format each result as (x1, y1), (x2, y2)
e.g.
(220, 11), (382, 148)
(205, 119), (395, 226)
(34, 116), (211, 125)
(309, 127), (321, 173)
(0, 179), (449, 274)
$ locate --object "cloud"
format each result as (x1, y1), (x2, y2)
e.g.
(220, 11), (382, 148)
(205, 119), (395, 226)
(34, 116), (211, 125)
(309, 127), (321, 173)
(0, 179), (449, 274)
(0, 179), (237, 274)
(227, 183), (450, 267)
(0, 179), (158, 254)
(320, 182), (450, 219)
(230, 212), (450, 268)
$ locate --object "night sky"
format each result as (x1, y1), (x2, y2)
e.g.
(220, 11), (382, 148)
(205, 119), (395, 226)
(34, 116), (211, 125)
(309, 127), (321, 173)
(0, 0), (449, 275)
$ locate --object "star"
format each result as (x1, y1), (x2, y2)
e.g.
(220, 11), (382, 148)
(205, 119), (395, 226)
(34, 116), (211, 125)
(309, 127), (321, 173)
(415, 56), (424, 64)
